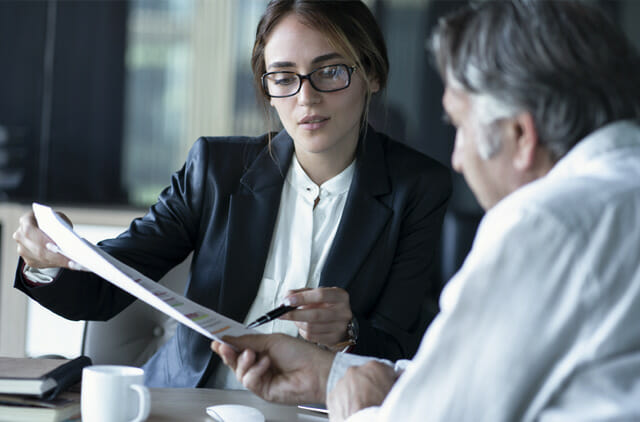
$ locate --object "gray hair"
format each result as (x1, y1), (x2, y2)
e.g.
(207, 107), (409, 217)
(430, 0), (640, 161)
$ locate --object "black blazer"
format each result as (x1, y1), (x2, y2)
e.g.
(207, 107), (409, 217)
(16, 127), (451, 387)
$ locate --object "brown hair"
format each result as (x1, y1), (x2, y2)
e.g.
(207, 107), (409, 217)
(251, 0), (389, 131)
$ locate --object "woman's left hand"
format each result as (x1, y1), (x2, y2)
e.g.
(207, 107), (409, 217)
(278, 287), (353, 348)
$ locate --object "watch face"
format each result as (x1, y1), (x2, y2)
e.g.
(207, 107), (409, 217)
(347, 317), (359, 341)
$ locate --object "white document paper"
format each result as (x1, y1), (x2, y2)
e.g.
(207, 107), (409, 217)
(32, 203), (255, 342)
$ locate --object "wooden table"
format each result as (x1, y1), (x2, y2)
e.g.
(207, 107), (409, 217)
(148, 388), (328, 422)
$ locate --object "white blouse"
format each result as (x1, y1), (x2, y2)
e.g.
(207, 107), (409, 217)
(210, 154), (355, 388)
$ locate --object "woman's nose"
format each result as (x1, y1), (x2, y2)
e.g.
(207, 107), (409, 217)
(297, 79), (321, 105)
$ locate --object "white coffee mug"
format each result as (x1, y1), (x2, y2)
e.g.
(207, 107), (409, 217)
(81, 365), (150, 422)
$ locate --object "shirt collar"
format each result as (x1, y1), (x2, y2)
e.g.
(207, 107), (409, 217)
(287, 155), (356, 197)
(548, 119), (640, 180)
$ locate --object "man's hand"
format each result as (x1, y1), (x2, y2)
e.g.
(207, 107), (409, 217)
(212, 333), (335, 404)
(327, 361), (398, 421)
(279, 287), (353, 347)
(12, 211), (81, 270)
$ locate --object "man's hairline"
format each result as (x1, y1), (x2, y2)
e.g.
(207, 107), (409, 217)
(446, 70), (520, 160)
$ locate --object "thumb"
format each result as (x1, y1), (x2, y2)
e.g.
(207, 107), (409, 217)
(220, 334), (273, 352)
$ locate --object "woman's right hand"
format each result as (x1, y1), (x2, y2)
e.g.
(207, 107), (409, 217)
(12, 211), (78, 270)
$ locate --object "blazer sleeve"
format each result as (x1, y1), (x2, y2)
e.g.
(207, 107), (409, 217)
(13, 138), (210, 321)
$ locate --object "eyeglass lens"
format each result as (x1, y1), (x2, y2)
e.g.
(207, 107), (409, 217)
(263, 64), (352, 97)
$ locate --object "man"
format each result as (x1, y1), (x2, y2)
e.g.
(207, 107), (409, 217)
(211, 1), (640, 421)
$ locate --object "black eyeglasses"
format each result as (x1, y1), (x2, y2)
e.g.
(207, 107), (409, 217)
(261, 64), (357, 98)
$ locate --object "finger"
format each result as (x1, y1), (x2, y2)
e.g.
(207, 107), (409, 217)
(364, 361), (398, 381)
(241, 354), (271, 392)
(284, 287), (312, 296)
(284, 287), (349, 307)
(295, 320), (348, 336)
(14, 211), (77, 269)
(12, 223), (43, 251)
(235, 349), (257, 382)
(211, 342), (238, 369)
(222, 344), (240, 368)
(14, 232), (69, 268)
(46, 243), (84, 270)
(223, 350), (239, 370)
(17, 212), (38, 231)
(220, 334), (273, 353)
(16, 214), (52, 245)
(281, 306), (351, 323)
(211, 341), (225, 362)
(296, 320), (352, 346)
(45, 242), (63, 255)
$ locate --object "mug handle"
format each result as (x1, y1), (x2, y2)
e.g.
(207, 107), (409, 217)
(129, 384), (151, 422)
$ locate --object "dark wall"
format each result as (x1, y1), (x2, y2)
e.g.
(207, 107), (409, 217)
(0, 2), (47, 202)
(0, 0), (128, 204)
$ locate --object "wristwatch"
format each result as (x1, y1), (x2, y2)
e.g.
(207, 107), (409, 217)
(321, 317), (359, 353)
(346, 316), (359, 345)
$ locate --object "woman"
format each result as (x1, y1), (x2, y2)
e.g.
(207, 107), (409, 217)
(13, 0), (451, 389)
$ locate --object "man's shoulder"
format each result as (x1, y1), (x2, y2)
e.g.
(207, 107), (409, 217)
(511, 121), (640, 231)
(492, 162), (640, 236)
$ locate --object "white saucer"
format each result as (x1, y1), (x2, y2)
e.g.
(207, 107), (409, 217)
(206, 404), (265, 422)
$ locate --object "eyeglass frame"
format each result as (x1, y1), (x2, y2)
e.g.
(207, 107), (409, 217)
(261, 64), (358, 98)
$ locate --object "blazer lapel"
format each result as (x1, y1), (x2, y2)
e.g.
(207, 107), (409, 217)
(219, 131), (294, 322)
(320, 128), (392, 289)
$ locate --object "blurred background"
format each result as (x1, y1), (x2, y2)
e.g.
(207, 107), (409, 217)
(3, 0), (640, 216)
(0, 0), (638, 357)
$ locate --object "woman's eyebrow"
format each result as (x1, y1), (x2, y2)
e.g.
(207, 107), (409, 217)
(267, 60), (295, 70)
(266, 52), (344, 71)
(311, 52), (343, 65)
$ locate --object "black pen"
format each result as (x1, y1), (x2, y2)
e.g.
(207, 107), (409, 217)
(246, 304), (298, 329)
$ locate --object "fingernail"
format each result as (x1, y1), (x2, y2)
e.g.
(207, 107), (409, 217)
(283, 296), (297, 307)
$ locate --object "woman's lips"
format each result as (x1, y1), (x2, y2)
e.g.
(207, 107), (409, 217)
(299, 116), (330, 130)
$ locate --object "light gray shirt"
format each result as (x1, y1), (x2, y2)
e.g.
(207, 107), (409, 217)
(330, 120), (640, 421)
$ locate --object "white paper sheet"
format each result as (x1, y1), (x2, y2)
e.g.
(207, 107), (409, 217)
(32, 203), (255, 342)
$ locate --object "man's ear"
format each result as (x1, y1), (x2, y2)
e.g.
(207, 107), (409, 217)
(512, 112), (539, 171)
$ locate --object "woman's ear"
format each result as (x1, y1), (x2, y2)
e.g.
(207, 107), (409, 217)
(369, 78), (380, 94)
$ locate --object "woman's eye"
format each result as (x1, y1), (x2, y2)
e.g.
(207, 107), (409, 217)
(319, 67), (339, 79)
(275, 76), (296, 85)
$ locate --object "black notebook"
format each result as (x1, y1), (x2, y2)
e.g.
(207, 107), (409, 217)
(0, 356), (91, 399)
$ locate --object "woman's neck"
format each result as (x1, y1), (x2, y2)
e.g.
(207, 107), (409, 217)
(295, 145), (357, 186)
